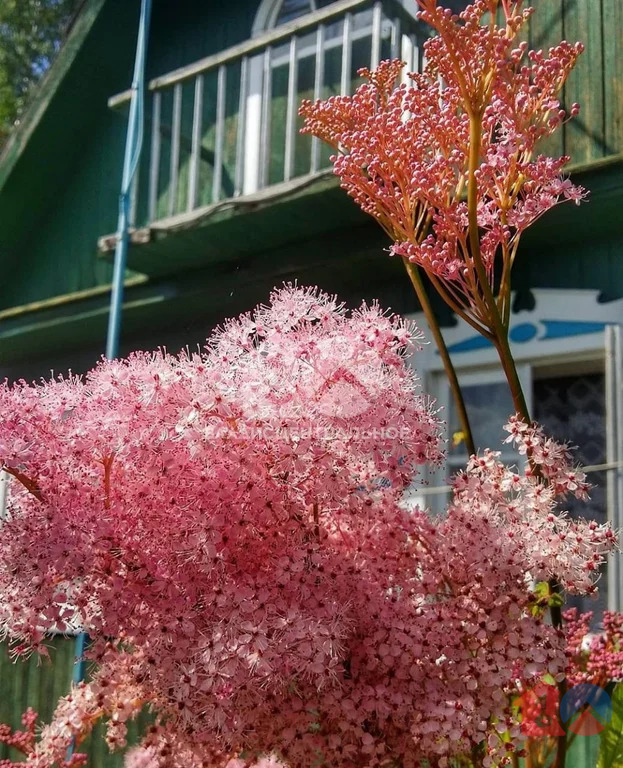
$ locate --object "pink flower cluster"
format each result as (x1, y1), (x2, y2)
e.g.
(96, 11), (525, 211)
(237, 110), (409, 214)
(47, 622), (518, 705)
(565, 609), (623, 689)
(0, 709), (85, 768)
(300, 0), (585, 332)
(0, 287), (615, 767)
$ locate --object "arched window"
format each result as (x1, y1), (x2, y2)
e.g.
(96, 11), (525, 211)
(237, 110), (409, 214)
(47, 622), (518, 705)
(275, 0), (336, 25)
(253, 0), (337, 36)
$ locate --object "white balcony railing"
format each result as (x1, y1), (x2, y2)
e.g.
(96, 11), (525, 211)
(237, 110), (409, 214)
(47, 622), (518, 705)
(108, 0), (425, 228)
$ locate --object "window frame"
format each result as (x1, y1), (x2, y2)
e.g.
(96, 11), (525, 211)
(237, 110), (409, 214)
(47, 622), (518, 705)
(405, 288), (623, 611)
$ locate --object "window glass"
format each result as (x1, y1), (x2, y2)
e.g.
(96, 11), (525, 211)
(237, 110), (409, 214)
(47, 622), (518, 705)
(448, 380), (517, 459)
(534, 373), (608, 622)
(274, 0), (336, 26)
(443, 0), (471, 12)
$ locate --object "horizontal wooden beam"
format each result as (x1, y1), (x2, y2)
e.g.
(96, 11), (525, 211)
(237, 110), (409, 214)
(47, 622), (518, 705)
(0, 275), (148, 321)
(97, 170), (335, 253)
(108, 88), (133, 109)
(97, 227), (152, 253)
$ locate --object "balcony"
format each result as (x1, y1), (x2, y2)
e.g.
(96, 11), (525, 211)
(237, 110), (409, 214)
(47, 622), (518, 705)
(101, 0), (425, 276)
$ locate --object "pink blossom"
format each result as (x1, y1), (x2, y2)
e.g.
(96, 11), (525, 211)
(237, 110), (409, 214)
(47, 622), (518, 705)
(0, 286), (614, 767)
(300, 1), (585, 334)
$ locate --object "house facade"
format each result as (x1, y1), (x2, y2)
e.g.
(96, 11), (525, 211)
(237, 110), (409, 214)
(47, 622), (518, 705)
(0, 0), (622, 764)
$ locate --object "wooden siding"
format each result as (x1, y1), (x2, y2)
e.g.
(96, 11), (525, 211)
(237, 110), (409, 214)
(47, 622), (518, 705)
(0, 0), (142, 311)
(0, 0), (621, 313)
(524, 0), (622, 165)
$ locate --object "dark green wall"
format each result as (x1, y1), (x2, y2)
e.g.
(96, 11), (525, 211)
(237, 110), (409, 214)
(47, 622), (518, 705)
(147, 0), (258, 78)
(0, 0), (141, 310)
(1, 0), (621, 313)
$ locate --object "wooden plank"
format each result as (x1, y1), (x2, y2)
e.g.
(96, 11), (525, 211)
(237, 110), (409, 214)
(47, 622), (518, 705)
(370, 2), (382, 69)
(188, 75), (204, 211)
(148, 92), (162, 222)
(284, 36), (299, 182)
(528, 0), (564, 159)
(107, 89), (132, 110)
(341, 13), (353, 96)
(168, 84), (183, 217)
(234, 56), (249, 196)
(564, 0), (605, 165)
(602, 0), (623, 157)
(259, 47), (273, 189)
(310, 24), (326, 172)
(212, 65), (227, 202)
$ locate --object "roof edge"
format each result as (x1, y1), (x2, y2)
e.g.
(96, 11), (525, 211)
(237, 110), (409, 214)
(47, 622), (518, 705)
(0, 0), (107, 193)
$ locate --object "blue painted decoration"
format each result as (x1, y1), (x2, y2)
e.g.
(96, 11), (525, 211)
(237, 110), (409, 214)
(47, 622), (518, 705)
(440, 318), (608, 355)
(444, 335), (493, 354)
(541, 320), (607, 340)
(509, 322), (538, 343)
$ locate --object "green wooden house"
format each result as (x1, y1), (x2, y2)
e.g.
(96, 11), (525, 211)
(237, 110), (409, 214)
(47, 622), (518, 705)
(0, 0), (622, 764)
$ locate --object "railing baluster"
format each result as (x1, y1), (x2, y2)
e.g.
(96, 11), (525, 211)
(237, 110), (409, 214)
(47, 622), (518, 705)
(340, 12), (352, 96)
(391, 16), (401, 59)
(412, 33), (421, 73)
(168, 83), (182, 217)
(234, 56), (249, 197)
(400, 29), (412, 88)
(127, 0), (426, 215)
(213, 64), (227, 203)
(371, 1), (382, 70)
(310, 23), (325, 173)
(148, 91), (161, 222)
(188, 74), (204, 212)
(260, 46), (273, 189)
(284, 36), (299, 183)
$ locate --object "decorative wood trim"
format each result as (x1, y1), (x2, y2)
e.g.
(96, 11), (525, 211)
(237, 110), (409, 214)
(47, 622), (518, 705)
(0, 275), (148, 321)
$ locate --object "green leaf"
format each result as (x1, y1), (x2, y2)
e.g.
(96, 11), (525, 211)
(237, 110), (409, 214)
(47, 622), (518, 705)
(533, 581), (550, 599)
(598, 683), (623, 768)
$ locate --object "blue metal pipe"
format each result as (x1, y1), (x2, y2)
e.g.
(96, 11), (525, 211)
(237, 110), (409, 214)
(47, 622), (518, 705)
(106, 0), (153, 360)
(67, 0), (152, 759)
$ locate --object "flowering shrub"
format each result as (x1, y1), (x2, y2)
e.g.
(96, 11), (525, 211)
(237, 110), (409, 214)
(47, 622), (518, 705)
(565, 609), (623, 689)
(0, 286), (616, 767)
(300, 0), (583, 337)
(0, 709), (87, 768)
(0, 2), (619, 767)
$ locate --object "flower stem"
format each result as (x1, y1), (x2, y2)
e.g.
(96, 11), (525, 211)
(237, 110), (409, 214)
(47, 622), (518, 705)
(3, 466), (43, 501)
(491, 317), (568, 768)
(403, 259), (476, 456)
(493, 331), (530, 423)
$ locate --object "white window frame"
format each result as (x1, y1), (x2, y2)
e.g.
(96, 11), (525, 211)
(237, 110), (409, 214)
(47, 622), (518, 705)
(0, 470), (8, 520)
(406, 288), (623, 611)
(245, 0), (417, 195)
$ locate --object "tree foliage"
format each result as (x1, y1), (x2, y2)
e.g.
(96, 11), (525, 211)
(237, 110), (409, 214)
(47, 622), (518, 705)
(0, 0), (80, 145)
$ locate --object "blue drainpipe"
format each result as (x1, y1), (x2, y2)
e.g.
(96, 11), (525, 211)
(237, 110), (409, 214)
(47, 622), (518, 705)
(67, 0), (152, 757)
(106, 0), (153, 360)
